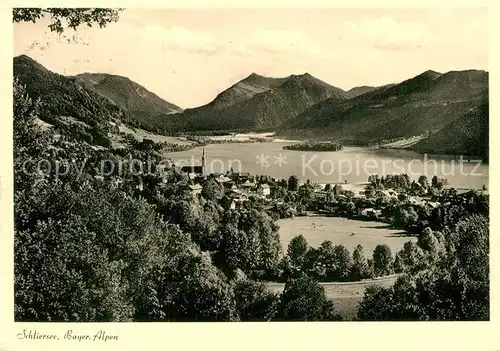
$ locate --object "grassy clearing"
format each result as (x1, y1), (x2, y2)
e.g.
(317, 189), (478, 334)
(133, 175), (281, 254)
(118, 124), (196, 145)
(277, 215), (416, 255)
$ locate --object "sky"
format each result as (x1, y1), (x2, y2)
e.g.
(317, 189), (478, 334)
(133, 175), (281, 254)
(13, 8), (488, 108)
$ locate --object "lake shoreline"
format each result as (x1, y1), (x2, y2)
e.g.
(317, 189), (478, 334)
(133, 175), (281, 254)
(165, 143), (488, 190)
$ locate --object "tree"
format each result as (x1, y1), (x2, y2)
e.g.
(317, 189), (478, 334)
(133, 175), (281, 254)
(215, 222), (247, 272)
(393, 251), (405, 273)
(418, 175), (429, 189)
(303, 246), (321, 278)
(13, 8), (122, 33)
(357, 285), (394, 321)
(288, 175), (299, 192)
(332, 184), (343, 196)
(233, 277), (279, 321)
(372, 245), (393, 277)
(13, 79), (50, 156)
(278, 276), (342, 321)
(399, 241), (425, 272)
(417, 227), (443, 263)
(309, 241), (335, 280)
(345, 201), (356, 218)
(350, 245), (370, 281)
(201, 178), (223, 200)
(332, 245), (353, 281)
(286, 235), (309, 275)
(152, 249), (238, 321)
(357, 215), (489, 321)
(431, 175), (448, 190)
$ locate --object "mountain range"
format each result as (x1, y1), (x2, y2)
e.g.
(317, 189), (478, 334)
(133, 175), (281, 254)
(13, 55), (489, 159)
(286, 69), (488, 146)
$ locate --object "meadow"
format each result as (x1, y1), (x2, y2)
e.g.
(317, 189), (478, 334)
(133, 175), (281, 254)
(277, 215), (417, 255)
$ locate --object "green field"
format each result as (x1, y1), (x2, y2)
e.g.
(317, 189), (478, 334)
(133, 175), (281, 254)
(277, 215), (416, 255)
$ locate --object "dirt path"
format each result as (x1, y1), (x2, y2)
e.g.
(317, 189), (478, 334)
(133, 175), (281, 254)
(266, 274), (399, 299)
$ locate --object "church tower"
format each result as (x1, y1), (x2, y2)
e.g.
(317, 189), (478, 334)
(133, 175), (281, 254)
(201, 148), (206, 176)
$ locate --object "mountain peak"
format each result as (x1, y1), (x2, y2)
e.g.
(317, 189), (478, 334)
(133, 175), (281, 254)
(14, 54), (50, 75)
(14, 54), (44, 67)
(419, 70), (442, 79)
(15, 54), (34, 61)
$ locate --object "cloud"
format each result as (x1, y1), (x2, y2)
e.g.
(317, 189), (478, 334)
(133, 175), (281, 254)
(136, 24), (219, 55)
(162, 26), (219, 55)
(230, 29), (330, 59)
(344, 16), (428, 52)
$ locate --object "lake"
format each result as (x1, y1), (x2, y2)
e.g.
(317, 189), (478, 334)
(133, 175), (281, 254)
(165, 142), (489, 189)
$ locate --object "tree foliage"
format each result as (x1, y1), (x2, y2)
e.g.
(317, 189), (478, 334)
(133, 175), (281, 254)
(372, 244), (393, 277)
(13, 8), (122, 33)
(358, 215), (489, 321)
(278, 276), (342, 321)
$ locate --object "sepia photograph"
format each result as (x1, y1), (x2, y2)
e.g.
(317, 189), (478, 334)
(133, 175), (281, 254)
(10, 6), (489, 325)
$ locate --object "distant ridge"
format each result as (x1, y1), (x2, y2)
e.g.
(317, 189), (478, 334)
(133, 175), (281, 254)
(75, 72), (183, 118)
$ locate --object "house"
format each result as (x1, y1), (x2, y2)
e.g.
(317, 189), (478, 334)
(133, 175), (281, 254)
(408, 196), (424, 206)
(387, 189), (398, 197)
(224, 184), (238, 194)
(425, 201), (440, 209)
(215, 174), (232, 184)
(188, 184), (203, 195)
(314, 191), (329, 200)
(258, 183), (271, 197)
(223, 180), (236, 189)
(226, 192), (248, 207)
(361, 208), (382, 218)
(312, 183), (323, 191)
(181, 165), (203, 175)
(227, 199), (237, 210)
(221, 196), (237, 210)
(233, 172), (251, 183)
(375, 189), (398, 201)
(240, 180), (257, 191)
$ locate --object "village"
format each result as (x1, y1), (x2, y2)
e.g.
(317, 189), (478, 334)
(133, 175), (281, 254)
(153, 149), (488, 230)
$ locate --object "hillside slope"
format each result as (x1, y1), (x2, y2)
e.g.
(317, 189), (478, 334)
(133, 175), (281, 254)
(344, 85), (391, 99)
(411, 102), (489, 159)
(13, 55), (148, 147)
(75, 72), (182, 119)
(14, 55), (128, 127)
